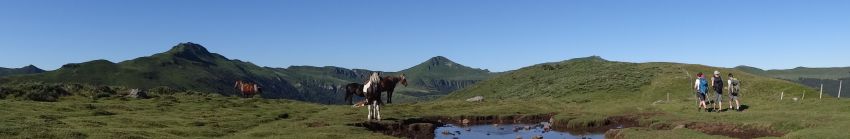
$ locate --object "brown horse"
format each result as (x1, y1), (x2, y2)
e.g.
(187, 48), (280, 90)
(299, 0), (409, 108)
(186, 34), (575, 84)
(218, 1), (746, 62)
(344, 83), (367, 105)
(343, 74), (407, 104)
(379, 74), (407, 104)
(234, 80), (261, 98)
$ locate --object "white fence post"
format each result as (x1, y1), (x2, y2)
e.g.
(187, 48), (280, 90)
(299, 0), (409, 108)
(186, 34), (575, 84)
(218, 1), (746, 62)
(780, 91), (784, 101)
(839, 80), (843, 99)
(820, 84), (823, 99)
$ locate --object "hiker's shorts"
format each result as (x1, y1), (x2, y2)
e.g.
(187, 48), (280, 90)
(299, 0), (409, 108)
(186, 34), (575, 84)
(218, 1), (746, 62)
(697, 92), (706, 101)
(715, 93), (723, 102)
(730, 93), (739, 100)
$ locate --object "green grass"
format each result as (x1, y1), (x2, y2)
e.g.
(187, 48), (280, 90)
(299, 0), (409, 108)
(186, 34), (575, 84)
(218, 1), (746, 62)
(0, 65), (45, 77)
(0, 92), (399, 139)
(3, 57), (850, 138)
(3, 84), (850, 138)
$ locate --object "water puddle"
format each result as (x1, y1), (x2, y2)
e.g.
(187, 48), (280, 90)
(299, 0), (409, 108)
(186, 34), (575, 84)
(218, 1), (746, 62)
(436, 122), (606, 139)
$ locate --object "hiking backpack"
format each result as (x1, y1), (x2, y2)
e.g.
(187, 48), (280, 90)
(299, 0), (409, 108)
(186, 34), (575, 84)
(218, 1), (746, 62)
(699, 78), (709, 94)
(731, 79), (740, 93)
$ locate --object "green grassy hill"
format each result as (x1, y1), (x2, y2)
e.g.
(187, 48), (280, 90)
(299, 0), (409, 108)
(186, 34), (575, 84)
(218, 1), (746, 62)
(736, 65), (850, 98)
(268, 56), (499, 103)
(0, 65), (46, 77)
(447, 56), (815, 100)
(396, 56), (499, 101)
(2, 56), (850, 138)
(436, 56), (850, 138)
(1, 42), (306, 100)
(734, 65), (850, 80)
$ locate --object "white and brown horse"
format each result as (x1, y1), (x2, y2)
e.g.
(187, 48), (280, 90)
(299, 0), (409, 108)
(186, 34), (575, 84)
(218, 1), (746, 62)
(346, 74), (407, 121)
(343, 74), (408, 105)
(234, 80), (261, 98)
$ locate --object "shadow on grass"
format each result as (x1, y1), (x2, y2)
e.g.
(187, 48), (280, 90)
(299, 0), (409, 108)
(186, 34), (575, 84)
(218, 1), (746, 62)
(702, 104), (748, 112)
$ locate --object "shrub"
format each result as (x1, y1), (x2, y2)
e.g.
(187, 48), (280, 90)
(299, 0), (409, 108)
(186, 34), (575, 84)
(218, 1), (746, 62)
(148, 86), (183, 96)
(277, 113), (290, 120)
(0, 87), (6, 99)
(23, 83), (69, 102)
(92, 109), (115, 116)
(92, 86), (116, 99)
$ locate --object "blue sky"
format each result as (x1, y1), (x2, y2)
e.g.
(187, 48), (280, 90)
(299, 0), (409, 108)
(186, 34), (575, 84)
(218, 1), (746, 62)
(1, 0), (848, 72)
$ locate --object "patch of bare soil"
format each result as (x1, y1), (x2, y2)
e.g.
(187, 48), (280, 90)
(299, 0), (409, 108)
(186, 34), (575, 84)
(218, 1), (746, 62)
(350, 118), (442, 139)
(684, 122), (784, 139)
(603, 113), (785, 139)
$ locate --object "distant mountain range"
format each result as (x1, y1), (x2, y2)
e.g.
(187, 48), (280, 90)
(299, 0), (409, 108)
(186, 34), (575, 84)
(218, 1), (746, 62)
(0, 42), (497, 104)
(0, 65), (46, 77)
(735, 65), (850, 98)
(734, 65), (850, 80)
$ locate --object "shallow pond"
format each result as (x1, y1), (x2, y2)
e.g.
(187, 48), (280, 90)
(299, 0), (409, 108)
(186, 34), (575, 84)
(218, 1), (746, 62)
(435, 122), (606, 139)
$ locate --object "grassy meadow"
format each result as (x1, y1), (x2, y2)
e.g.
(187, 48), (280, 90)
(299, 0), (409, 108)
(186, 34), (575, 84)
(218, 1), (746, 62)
(2, 57), (850, 139)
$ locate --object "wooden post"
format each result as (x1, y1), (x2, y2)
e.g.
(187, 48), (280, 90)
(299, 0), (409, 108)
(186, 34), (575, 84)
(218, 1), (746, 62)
(839, 80), (843, 99)
(780, 92), (784, 101)
(802, 91), (805, 100)
(667, 93), (670, 102)
(818, 83), (823, 99)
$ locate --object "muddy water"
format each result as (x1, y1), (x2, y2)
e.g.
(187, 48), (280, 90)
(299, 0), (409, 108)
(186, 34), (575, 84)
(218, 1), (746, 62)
(436, 122), (607, 139)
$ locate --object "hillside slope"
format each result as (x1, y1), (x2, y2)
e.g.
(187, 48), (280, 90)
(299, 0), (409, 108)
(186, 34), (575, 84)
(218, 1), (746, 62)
(0, 43), (497, 104)
(269, 56), (498, 103)
(446, 56), (817, 102)
(736, 65), (850, 98)
(0, 65), (46, 77)
(1, 42), (305, 100)
(734, 66), (850, 80)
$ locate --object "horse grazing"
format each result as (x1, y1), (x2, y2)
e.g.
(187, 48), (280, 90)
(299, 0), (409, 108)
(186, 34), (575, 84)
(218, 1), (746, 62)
(342, 74), (408, 104)
(234, 80), (261, 98)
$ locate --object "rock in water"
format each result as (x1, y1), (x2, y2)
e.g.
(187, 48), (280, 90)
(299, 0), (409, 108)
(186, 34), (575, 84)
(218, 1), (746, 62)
(441, 129), (454, 135)
(466, 96), (484, 102)
(532, 135), (543, 139)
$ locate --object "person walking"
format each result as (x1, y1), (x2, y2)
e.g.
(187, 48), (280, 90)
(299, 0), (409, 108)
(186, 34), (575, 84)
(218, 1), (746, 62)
(711, 70), (724, 112)
(694, 72), (709, 112)
(728, 73), (742, 111)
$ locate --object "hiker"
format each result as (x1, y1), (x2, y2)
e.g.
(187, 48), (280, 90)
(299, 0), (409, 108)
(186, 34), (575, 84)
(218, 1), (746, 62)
(711, 70), (724, 112)
(728, 73), (741, 111)
(694, 72), (709, 112)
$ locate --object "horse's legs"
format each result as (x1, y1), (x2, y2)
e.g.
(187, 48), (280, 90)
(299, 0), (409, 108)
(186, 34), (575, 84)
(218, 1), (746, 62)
(345, 91), (353, 105)
(367, 103), (373, 120)
(387, 91), (393, 104)
(375, 101), (381, 121)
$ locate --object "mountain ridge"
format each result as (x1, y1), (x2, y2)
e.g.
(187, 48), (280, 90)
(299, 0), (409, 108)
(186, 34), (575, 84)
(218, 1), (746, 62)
(0, 65), (47, 77)
(0, 43), (497, 104)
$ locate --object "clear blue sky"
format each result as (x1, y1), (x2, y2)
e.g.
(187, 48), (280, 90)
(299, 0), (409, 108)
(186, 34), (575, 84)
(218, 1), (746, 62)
(1, 0), (848, 72)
